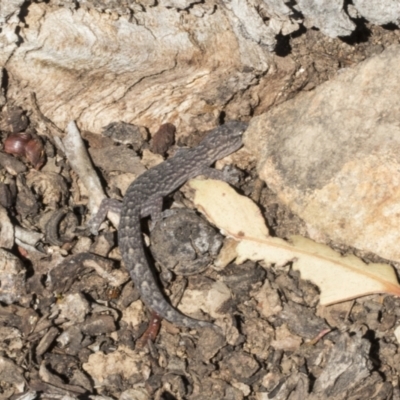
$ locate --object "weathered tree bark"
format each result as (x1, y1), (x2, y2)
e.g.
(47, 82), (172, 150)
(0, 0), (399, 134)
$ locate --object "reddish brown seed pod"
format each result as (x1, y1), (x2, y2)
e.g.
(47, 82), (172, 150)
(3, 132), (45, 169)
(24, 136), (45, 169)
(3, 133), (32, 157)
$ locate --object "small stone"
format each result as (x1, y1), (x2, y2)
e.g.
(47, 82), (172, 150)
(220, 350), (259, 381)
(150, 123), (176, 155)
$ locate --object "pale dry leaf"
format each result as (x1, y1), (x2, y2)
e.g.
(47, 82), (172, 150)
(82, 345), (151, 387)
(121, 300), (147, 328)
(188, 179), (400, 305)
(179, 281), (232, 319)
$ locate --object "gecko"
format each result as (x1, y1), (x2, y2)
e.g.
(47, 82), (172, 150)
(92, 120), (248, 330)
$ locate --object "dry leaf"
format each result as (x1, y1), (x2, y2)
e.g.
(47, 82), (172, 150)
(189, 179), (400, 305)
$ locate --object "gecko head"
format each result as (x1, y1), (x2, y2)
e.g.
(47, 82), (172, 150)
(200, 120), (248, 161)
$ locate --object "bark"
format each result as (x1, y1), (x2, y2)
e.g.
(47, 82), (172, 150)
(0, 0), (399, 134)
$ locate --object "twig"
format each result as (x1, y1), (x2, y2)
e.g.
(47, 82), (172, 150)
(30, 92), (64, 138)
(63, 121), (120, 228)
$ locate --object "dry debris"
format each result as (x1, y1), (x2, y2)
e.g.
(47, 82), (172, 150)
(2, 30), (400, 400)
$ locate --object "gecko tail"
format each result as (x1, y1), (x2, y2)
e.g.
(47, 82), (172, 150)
(131, 261), (221, 332)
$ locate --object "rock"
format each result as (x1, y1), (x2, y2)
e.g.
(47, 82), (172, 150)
(297, 0), (354, 37)
(245, 45), (400, 263)
(353, 0), (400, 25)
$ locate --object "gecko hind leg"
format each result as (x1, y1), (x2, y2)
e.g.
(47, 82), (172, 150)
(88, 198), (122, 234)
(140, 197), (164, 231)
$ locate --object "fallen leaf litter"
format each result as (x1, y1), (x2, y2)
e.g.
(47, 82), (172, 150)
(1, 71), (400, 400)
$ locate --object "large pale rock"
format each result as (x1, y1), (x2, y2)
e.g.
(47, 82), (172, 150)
(297, 0), (354, 37)
(353, 0), (400, 25)
(245, 45), (400, 262)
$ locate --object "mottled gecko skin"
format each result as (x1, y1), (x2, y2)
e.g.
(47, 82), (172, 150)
(119, 121), (248, 329)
